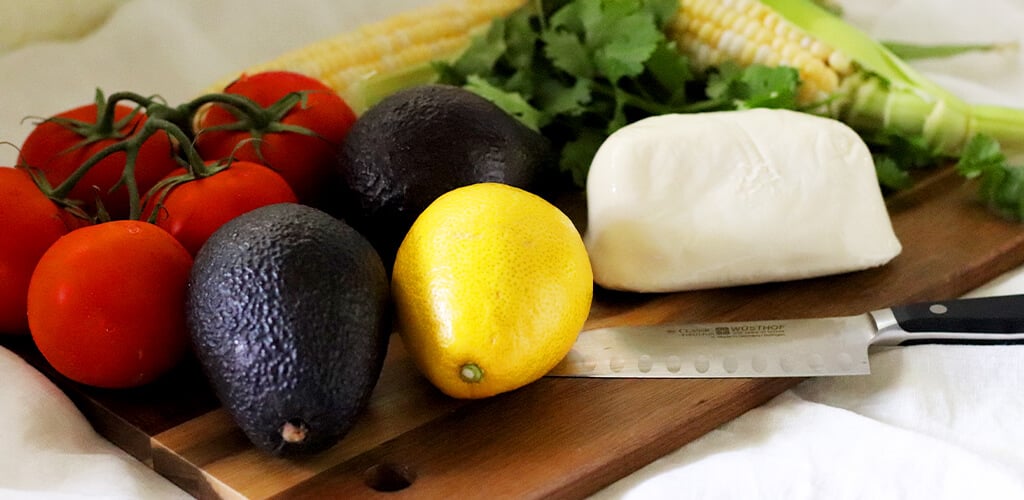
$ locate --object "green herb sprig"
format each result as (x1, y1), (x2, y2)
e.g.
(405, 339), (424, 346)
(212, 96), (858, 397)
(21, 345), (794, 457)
(956, 134), (1024, 220)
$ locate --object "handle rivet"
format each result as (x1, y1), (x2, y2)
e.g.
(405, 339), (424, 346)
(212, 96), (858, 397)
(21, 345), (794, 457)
(929, 304), (948, 314)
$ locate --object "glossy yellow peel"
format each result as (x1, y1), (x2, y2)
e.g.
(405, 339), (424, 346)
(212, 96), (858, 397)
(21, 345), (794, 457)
(392, 183), (593, 399)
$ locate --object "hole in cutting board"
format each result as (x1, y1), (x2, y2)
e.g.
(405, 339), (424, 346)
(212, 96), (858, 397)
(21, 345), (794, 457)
(364, 463), (415, 492)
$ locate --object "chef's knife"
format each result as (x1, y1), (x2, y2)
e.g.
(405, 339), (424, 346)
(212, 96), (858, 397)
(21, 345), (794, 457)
(548, 294), (1024, 378)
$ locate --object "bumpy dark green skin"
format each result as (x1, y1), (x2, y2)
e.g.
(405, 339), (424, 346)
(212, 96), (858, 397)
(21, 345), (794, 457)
(186, 203), (390, 457)
(333, 83), (553, 266)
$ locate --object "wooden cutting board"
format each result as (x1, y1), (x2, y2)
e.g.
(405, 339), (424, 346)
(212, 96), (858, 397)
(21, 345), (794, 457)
(4, 166), (1024, 499)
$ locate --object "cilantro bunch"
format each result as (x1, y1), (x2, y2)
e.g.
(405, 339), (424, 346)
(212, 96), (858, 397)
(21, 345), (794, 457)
(435, 0), (800, 188)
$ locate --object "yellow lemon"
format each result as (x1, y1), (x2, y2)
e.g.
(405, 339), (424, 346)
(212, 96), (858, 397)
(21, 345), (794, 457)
(392, 183), (593, 399)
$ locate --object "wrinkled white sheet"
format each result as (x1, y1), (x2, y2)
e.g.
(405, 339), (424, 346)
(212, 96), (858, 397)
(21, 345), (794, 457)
(1, 0), (1023, 498)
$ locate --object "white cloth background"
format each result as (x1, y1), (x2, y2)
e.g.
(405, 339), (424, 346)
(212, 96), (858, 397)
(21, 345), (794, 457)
(1, 1), (1023, 498)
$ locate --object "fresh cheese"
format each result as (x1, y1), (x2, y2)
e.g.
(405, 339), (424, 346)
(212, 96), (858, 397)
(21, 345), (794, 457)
(584, 108), (902, 292)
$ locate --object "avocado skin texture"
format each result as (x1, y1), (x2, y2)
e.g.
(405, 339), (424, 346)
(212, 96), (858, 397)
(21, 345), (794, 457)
(186, 203), (390, 457)
(334, 83), (554, 266)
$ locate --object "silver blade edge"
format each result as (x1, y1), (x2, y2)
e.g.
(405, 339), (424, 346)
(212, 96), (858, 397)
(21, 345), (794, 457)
(547, 314), (876, 378)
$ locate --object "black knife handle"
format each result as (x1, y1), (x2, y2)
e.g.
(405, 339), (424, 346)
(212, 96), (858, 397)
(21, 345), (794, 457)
(893, 294), (1024, 333)
(877, 294), (1024, 346)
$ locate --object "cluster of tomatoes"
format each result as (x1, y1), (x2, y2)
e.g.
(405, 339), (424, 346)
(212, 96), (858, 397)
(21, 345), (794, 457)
(0, 71), (357, 389)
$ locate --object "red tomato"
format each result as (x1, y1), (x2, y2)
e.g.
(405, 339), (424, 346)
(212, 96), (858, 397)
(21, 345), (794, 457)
(27, 221), (192, 388)
(194, 71), (356, 206)
(18, 103), (178, 220)
(0, 168), (76, 334)
(143, 161), (298, 255)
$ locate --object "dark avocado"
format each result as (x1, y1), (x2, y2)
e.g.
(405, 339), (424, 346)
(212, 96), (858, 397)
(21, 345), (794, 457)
(333, 83), (553, 266)
(186, 203), (390, 457)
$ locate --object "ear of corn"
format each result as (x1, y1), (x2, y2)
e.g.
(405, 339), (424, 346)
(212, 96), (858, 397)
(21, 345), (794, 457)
(204, 0), (524, 113)
(671, 0), (1024, 157)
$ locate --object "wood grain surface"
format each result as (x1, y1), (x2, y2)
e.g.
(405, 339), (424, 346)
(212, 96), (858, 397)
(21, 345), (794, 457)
(4, 166), (1024, 499)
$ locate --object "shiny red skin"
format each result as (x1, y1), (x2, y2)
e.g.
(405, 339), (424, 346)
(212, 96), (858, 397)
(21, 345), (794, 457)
(194, 71), (357, 206)
(27, 221), (193, 388)
(143, 161), (298, 256)
(0, 168), (76, 334)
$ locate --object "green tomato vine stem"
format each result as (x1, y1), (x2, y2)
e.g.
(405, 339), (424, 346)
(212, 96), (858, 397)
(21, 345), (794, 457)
(42, 86), (315, 222)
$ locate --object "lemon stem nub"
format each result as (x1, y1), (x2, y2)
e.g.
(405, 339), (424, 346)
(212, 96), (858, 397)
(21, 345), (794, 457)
(460, 363), (484, 383)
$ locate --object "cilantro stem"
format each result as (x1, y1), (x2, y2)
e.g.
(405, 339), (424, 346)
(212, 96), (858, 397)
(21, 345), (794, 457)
(592, 80), (734, 117)
(589, 81), (676, 116)
(532, 0), (547, 30)
(677, 99), (729, 113)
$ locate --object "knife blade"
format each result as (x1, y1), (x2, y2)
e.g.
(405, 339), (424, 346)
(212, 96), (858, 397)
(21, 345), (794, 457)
(548, 294), (1024, 378)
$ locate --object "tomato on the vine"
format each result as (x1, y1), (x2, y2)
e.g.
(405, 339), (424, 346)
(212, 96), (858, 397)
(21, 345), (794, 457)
(194, 71), (357, 207)
(0, 168), (78, 334)
(27, 221), (192, 388)
(143, 161), (298, 255)
(18, 102), (178, 220)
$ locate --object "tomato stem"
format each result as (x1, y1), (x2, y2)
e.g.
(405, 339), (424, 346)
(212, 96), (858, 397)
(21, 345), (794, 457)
(123, 146), (142, 221)
(148, 118), (213, 177)
(93, 90), (153, 136)
(187, 91), (318, 137)
(49, 140), (129, 200)
(91, 89), (119, 136)
(35, 90), (143, 154)
(48, 117), (215, 220)
(41, 85), (316, 221)
(183, 92), (275, 128)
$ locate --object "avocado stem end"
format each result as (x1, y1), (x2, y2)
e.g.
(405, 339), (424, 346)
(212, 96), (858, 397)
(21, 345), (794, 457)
(281, 420), (309, 444)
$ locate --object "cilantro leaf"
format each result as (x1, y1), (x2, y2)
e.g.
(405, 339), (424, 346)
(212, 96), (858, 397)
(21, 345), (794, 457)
(536, 77), (592, 117)
(706, 63), (800, 110)
(452, 18), (508, 77)
(465, 75), (546, 131)
(956, 134), (1024, 221)
(582, 0), (639, 48)
(737, 65), (801, 109)
(644, 41), (692, 104)
(956, 133), (1006, 178)
(646, 0), (680, 28)
(542, 29), (595, 79)
(873, 155), (913, 191)
(560, 129), (607, 187)
(504, 9), (538, 69)
(876, 130), (940, 170)
(592, 11), (662, 82)
(547, 0), (585, 32)
(504, 68), (537, 99)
